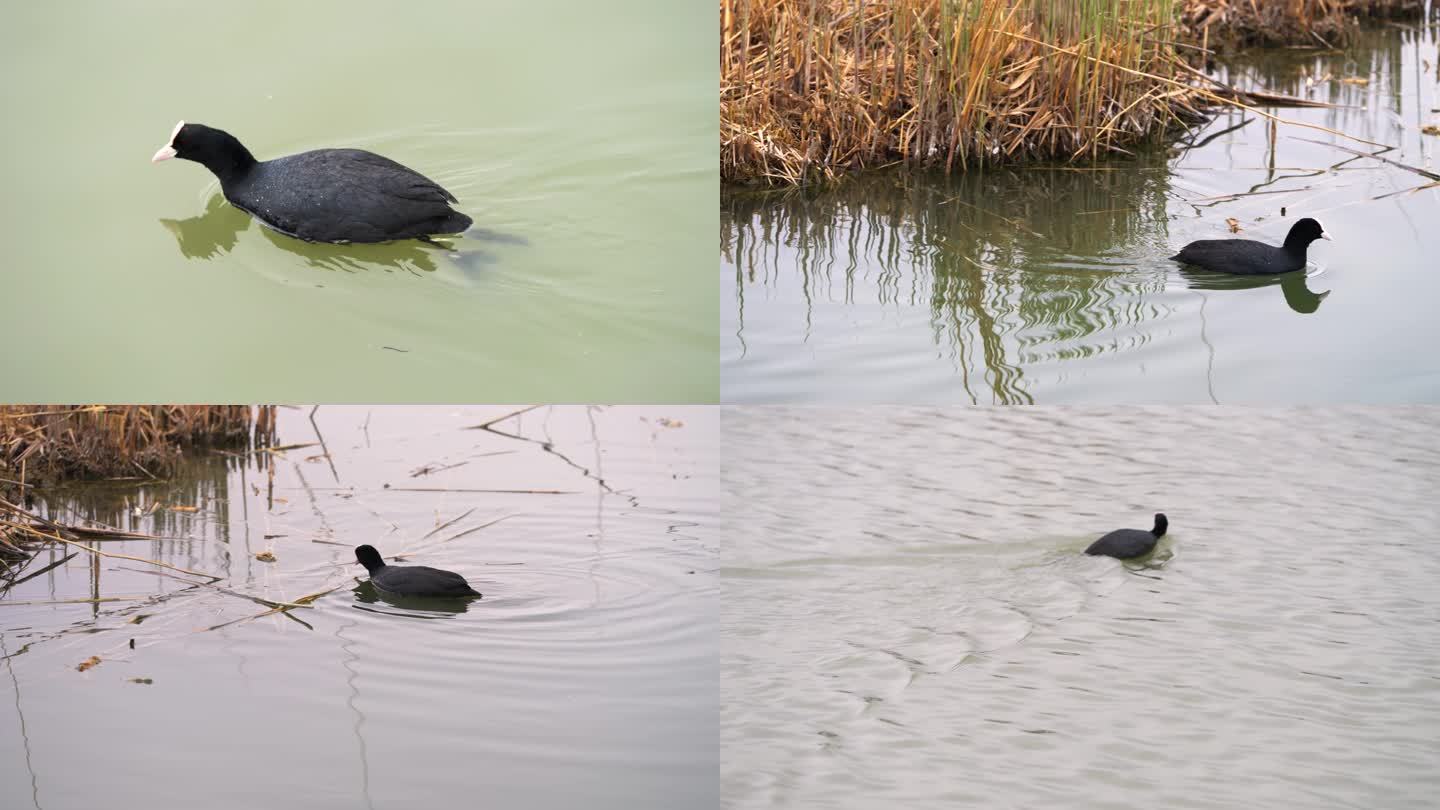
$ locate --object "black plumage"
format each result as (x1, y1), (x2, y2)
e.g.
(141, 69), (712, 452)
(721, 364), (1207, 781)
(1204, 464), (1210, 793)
(1084, 513), (1168, 559)
(1172, 218), (1329, 275)
(153, 121), (472, 244)
(355, 545), (481, 598)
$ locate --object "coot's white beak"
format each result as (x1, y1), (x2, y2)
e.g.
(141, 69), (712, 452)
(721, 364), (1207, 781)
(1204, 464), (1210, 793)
(1321, 232), (1333, 241)
(151, 120), (185, 163)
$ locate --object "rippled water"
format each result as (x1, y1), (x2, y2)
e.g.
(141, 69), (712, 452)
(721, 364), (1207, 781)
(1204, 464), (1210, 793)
(722, 24), (1440, 403)
(0, 0), (715, 402)
(0, 406), (716, 809)
(722, 407), (1440, 809)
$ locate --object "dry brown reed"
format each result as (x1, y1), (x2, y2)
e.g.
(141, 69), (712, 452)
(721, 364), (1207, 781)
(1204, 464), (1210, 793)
(1178, 0), (1425, 49)
(722, 0), (1208, 185)
(0, 405), (275, 491)
(721, 0), (1429, 185)
(1, 405), (275, 564)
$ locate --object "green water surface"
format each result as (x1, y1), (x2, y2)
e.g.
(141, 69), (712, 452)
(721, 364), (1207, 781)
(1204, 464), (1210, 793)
(1, 0), (716, 402)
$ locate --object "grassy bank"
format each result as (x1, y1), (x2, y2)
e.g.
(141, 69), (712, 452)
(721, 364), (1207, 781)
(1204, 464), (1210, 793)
(723, 0), (1206, 184)
(1, 405), (275, 560)
(0, 405), (275, 492)
(1179, 0), (1426, 49)
(721, 0), (1426, 185)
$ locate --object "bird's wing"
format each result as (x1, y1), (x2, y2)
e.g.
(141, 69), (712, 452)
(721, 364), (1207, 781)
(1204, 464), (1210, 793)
(377, 566), (476, 595)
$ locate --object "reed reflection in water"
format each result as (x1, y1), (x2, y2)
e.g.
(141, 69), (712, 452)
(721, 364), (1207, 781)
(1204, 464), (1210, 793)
(723, 163), (1180, 403)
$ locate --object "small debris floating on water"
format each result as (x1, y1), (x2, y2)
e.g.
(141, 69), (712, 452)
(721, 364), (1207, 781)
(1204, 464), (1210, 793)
(76, 656), (101, 672)
(255, 551), (277, 562)
(128, 678), (154, 685)
(1422, 125), (1440, 136)
(1226, 217), (1243, 233)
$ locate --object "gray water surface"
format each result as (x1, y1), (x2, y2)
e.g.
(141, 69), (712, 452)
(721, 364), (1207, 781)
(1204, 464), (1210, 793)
(722, 406), (1440, 809)
(722, 25), (1440, 403)
(0, 0), (716, 402)
(1, 406), (717, 809)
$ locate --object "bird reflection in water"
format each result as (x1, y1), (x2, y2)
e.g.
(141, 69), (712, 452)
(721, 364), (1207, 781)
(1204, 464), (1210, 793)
(159, 194), (524, 276)
(1176, 265), (1330, 314)
(351, 580), (472, 617)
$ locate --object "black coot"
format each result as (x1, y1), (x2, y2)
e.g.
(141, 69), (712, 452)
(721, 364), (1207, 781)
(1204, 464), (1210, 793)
(152, 121), (472, 244)
(1084, 513), (1168, 559)
(1172, 218), (1330, 275)
(354, 545), (481, 598)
